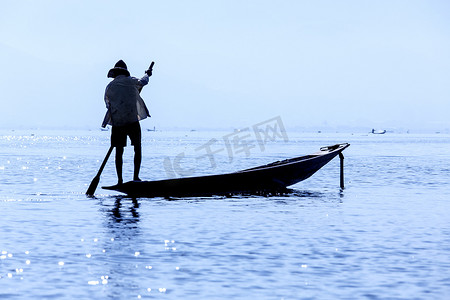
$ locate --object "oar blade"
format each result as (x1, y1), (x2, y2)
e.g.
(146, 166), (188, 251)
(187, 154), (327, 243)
(86, 146), (114, 197)
(86, 175), (100, 196)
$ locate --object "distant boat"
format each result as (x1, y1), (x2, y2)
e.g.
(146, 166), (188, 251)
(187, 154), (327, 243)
(103, 143), (350, 197)
(147, 126), (156, 132)
(371, 129), (386, 134)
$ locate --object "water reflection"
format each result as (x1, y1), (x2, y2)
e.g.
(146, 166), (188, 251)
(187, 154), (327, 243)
(285, 189), (325, 198)
(109, 196), (140, 226)
(97, 196), (145, 298)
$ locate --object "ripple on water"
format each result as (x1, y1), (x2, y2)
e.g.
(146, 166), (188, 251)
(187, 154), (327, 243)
(1, 131), (450, 299)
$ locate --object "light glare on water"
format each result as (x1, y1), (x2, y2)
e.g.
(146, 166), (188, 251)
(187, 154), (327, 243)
(1, 129), (449, 299)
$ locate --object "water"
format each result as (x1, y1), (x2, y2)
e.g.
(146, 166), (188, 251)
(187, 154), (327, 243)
(1, 129), (449, 299)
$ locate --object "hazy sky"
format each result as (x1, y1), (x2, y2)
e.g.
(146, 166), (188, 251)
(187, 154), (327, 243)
(1, 0), (449, 131)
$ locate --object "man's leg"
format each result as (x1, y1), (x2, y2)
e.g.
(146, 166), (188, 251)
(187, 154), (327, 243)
(115, 146), (124, 185)
(129, 122), (142, 182)
(133, 144), (142, 181)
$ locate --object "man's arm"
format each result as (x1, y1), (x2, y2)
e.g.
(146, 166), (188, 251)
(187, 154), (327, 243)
(102, 85), (112, 128)
(104, 84), (111, 108)
(137, 62), (154, 87)
(137, 74), (149, 87)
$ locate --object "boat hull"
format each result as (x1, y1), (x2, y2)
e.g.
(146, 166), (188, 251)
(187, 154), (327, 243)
(103, 143), (349, 197)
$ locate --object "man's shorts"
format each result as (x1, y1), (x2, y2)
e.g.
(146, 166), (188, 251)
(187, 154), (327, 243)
(111, 121), (141, 147)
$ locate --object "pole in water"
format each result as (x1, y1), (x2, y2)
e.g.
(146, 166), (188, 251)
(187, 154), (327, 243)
(339, 152), (345, 189)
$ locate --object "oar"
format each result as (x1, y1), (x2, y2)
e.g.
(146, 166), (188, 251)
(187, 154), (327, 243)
(86, 146), (114, 196)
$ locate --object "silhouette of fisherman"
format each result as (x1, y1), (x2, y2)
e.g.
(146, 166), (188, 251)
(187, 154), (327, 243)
(102, 60), (153, 185)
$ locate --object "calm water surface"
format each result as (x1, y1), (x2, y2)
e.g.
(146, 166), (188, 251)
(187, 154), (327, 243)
(1, 129), (449, 299)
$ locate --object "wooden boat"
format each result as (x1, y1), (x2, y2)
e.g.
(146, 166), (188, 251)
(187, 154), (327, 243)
(103, 143), (350, 197)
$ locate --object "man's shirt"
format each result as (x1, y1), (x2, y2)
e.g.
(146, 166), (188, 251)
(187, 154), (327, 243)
(102, 74), (150, 127)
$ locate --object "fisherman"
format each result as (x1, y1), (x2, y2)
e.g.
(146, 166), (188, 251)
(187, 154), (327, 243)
(102, 60), (153, 185)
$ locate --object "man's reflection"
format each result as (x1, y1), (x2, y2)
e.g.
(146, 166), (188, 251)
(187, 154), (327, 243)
(109, 196), (140, 226)
(99, 196), (144, 298)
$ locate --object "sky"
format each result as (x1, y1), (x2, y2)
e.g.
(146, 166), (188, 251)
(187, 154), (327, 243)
(1, 0), (450, 132)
